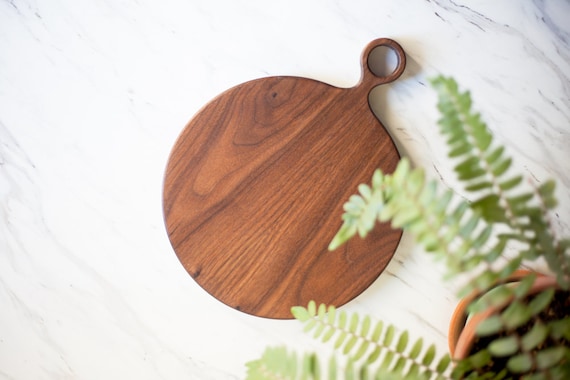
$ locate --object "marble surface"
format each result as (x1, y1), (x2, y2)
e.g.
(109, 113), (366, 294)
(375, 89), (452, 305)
(1, 0), (569, 378)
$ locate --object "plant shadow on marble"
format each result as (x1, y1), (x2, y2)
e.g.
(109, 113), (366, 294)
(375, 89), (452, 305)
(246, 76), (570, 379)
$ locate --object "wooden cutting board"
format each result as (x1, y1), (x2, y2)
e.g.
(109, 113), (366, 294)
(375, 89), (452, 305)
(163, 38), (406, 319)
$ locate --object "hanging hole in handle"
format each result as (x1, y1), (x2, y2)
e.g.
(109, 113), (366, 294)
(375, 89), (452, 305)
(368, 44), (400, 78)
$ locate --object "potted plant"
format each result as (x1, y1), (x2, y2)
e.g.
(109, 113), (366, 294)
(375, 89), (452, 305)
(448, 269), (569, 377)
(245, 76), (570, 379)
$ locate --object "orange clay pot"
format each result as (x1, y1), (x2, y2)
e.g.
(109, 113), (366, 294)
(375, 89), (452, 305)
(448, 269), (559, 360)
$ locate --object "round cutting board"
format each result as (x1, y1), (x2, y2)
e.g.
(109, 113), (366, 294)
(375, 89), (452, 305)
(163, 38), (406, 319)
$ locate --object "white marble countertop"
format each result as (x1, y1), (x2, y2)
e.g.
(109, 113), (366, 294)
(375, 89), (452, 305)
(1, 1), (569, 379)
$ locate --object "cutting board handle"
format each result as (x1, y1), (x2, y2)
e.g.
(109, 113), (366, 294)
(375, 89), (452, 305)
(359, 38), (406, 90)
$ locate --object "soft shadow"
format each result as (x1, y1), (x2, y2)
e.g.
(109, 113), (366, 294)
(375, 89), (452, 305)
(368, 37), (423, 162)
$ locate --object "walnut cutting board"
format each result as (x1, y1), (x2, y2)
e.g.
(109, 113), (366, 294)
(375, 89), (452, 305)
(163, 38), (406, 319)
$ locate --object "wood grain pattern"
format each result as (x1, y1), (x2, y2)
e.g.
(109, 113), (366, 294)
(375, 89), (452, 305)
(163, 38), (406, 318)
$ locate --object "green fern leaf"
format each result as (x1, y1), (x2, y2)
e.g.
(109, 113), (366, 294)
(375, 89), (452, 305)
(406, 363), (421, 379)
(499, 175), (522, 191)
(245, 347), (320, 380)
(338, 310), (347, 329)
(360, 315), (371, 337)
(379, 200), (398, 223)
(449, 201), (470, 224)
(513, 272), (537, 299)
(458, 213), (480, 238)
(391, 204), (421, 228)
(502, 300), (532, 330)
(349, 313), (359, 334)
(416, 228), (439, 250)
(521, 322), (548, 351)
(292, 306), (311, 322)
(549, 317), (570, 340)
(459, 90), (473, 109)
(485, 145), (504, 163)
(358, 183), (372, 200)
(457, 165), (486, 181)
(392, 357), (407, 374)
(371, 168), (383, 188)
(497, 255), (523, 279)
(384, 325), (395, 346)
(322, 327), (335, 343)
(477, 283), (514, 310)
(471, 194), (506, 223)
(535, 347), (568, 370)
(435, 189), (454, 213)
(449, 141), (471, 157)
(418, 179), (437, 205)
(489, 335), (519, 357)
(506, 193), (534, 211)
(465, 181), (493, 192)
(472, 224), (493, 249)
(357, 363), (369, 380)
(390, 164), (407, 190)
(344, 358), (356, 380)
(334, 331), (347, 350)
(454, 156), (479, 174)
(352, 341), (370, 361)
(506, 352), (533, 374)
(473, 269), (501, 291)
(304, 318), (317, 333)
(318, 303), (327, 319)
(313, 321), (325, 339)
(483, 237), (507, 263)
(343, 335), (358, 355)
(538, 180), (557, 209)
(396, 331), (409, 353)
(527, 287), (555, 316)
(371, 320), (384, 341)
(328, 356), (337, 380)
(491, 157), (512, 176)
(422, 344), (436, 366)
(380, 350), (395, 370)
(367, 347), (381, 364)
(327, 305), (336, 325)
(470, 123), (492, 151)
(476, 315), (504, 336)
(435, 354), (451, 373)
(409, 338), (423, 360)
(302, 352), (320, 380)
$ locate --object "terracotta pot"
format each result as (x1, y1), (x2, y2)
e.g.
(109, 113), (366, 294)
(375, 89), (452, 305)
(448, 269), (558, 360)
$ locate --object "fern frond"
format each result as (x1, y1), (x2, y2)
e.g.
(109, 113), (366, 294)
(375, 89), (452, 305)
(245, 346), (434, 380)
(245, 346), (321, 380)
(430, 76), (510, 203)
(431, 76), (570, 288)
(329, 158), (499, 295)
(293, 301), (452, 380)
(328, 170), (385, 251)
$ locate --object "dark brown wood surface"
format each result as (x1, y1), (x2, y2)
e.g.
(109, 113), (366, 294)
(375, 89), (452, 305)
(163, 38), (406, 319)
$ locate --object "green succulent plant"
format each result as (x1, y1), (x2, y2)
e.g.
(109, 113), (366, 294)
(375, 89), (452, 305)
(246, 76), (570, 379)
